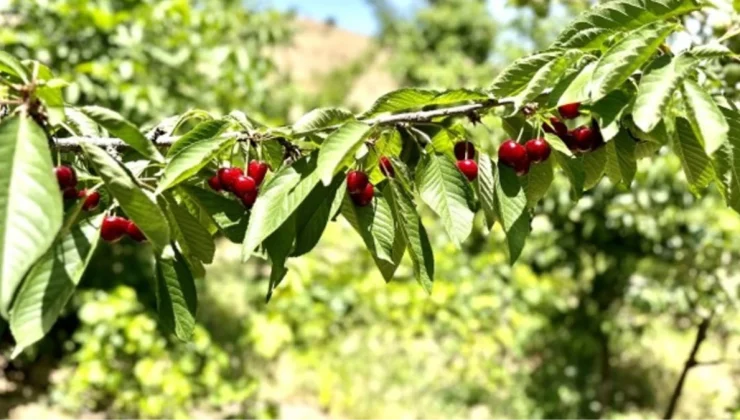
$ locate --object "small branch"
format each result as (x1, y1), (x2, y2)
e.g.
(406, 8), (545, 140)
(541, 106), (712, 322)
(663, 315), (713, 420)
(50, 96), (515, 151)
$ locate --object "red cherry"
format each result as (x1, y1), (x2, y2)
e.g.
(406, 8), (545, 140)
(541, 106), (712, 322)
(247, 160), (269, 186)
(525, 138), (551, 163)
(351, 182), (374, 207)
(126, 220), (146, 242)
(558, 102), (581, 120)
(241, 189), (258, 209)
(78, 189), (101, 211)
(453, 141), (476, 161)
(55, 165), (77, 189)
(218, 167), (243, 192)
(232, 175), (257, 197)
(572, 126), (596, 152)
(346, 170), (369, 194)
(379, 156), (395, 178)
(208, 175), (223, 191)
(546, 117), (568, 137)
(101, 216), (128, 242)
(62, 187), (78, 200)
(498, 140), (530, 176)
(456, 159), (479, 181)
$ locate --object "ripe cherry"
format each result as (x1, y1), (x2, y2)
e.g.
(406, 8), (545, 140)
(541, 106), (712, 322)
(456, 159), (479, 181)
(218, 167), (243, 192)
(55, 165), (77, 189)
(498, 140), (530, 176)
(346, 170), (369, 194)
(62, 187), (78, 200)
(208, 174), (223, 191)
(525, 138), (551, 163)
(544, 117), (568, 137)
(351, 182), (374, 207)
(241, 189), (258, 209)
(78, 189), (101, 211)
(453, 141), (476, 161)
(126, 221), (146, 242)
(232, 175), (257, 197)
(558, 102), (581, 120)
(101, 216), (129, 242)
(379, 156), (395, 178)
(572, 126), (596, 152)
(248, 160), (269, 186)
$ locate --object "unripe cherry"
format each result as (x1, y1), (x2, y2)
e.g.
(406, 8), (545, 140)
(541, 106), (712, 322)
(456, 159), (478, 181)
(453, 141), (476, 161)
(346, 170), (369, 194)
(525, 138), (551, 163)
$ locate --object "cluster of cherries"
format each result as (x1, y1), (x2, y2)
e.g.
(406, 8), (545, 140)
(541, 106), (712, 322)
(543, 102), (604, 153)
(498, 137), (551, 176)
(453, 141), (479, 181)
(208, 160), (270, 209)
(100, 215), (146, 243)
(55, 165), (101, 211)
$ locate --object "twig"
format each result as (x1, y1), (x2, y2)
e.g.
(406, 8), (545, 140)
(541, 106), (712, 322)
(663, 315), (713, 420)
(50, 97), (514, 151)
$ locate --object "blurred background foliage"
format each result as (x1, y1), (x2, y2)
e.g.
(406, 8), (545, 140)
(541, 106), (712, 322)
(0, 0), (739, 419)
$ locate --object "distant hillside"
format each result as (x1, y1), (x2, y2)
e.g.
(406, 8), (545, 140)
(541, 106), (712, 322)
(270, 18), (398, 110)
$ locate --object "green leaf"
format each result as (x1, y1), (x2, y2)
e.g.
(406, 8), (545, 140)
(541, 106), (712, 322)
(714, 108), (740, 213)
(415, 153), (475, 246)
(341, 191), (404, 282)
(522, 158), (554, 206)
(243, 153), (323, 259)
(154, 245), (198, 341)
(605, 132), (637, 187)
(167, 119), (230, 158)
(514, 50), (583, 110)
(158, 135), (236, 192)
(360, 88), (487, 118)
(686, 43), (734, 59)
(386, 183), (434, 292)
(316, 121), (371, 185)
(64, 108), (102, 137)
(550, 60), (597, 108)
(591, 90), (631, 142)
(494, 164), (530, 264)
(674, 117), (714, 193)
(81, 143), (170, 251)
(682, 79), (729, 155)
(476, 154), (497, 229)
(0, 51), (30, 82)
(264, 215), (296, 302)
(0, 115), (63, 317)
(552, 0), (700, 50)
(292, 175), (343, 257)
(583, 146), (607, 189)
(293, 108), (354, 133)
(554, 152), (585, 198)
(178, 186), (247, 243)
(80, 106), (163, 162)
(490, 51), (564, 98)
(162, 195), (215, 264)
(544, 133), (575, 157)
(590, 21), (678, 100)
(633, 54), (698, 132)
(9, 214), (102, 355)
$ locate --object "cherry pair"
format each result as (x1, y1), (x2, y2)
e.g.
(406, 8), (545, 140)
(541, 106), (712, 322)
(55, 165), (100, 211)
(209, 160), (269, 209)
(498, 138), (551, 176)
(101, 216), (145, 243)
(346, 170), (375, 207)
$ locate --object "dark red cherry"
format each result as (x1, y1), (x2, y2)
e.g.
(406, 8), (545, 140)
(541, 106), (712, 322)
(525, 138), (551, 163)
(558, 102), (581, 120)
(55, 165), (77, 189)
(208, 174), (223, 191)
(498, 140), (530, 176)
(456, 159), (479, 181)
(351, 182), (374, 207)
(101, 216), (129, 242)
(346, 170), (369, 194)
(573, 126), (596, 152)
(218, 167), (243, 192)
(78, 189), (101, 211)
(248, 160), (269, 186)
(62, 187), (78, 200)
(241, 190), (258, 209)
(126, 221), (146, 242)
(379, 156), (395, 178)
(453, 141), (476, 161)
(232, 175), (257, 197)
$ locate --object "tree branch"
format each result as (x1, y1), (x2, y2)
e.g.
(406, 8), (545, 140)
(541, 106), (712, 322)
(50, 97), (516, 151)
(663, 315), (713, 420)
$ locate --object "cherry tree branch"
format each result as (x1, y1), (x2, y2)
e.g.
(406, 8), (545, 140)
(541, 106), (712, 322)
(51, 97), (515, 151)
